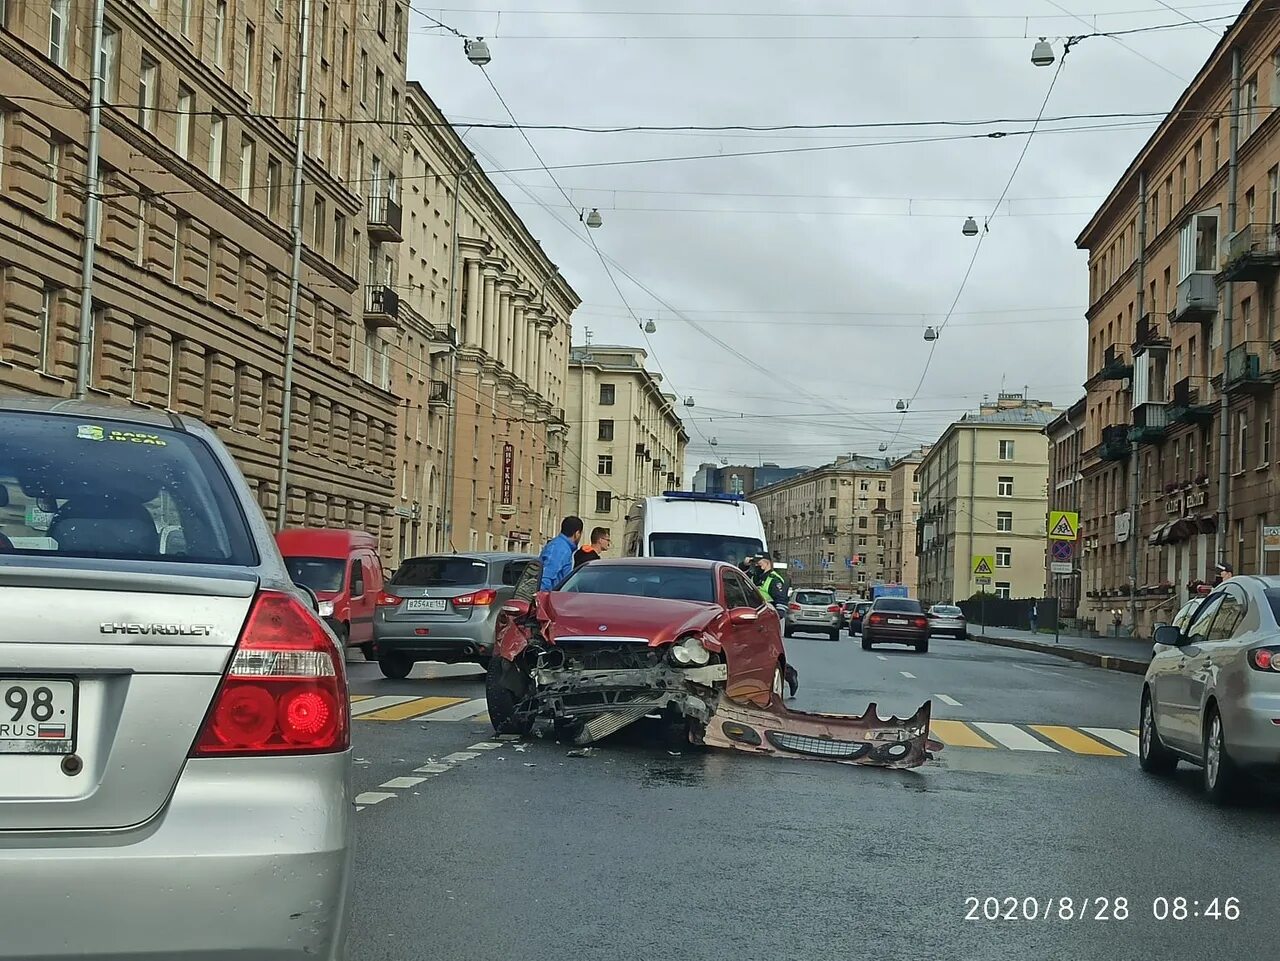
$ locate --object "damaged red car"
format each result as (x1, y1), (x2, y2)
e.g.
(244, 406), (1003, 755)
(486, 558), (785, 744)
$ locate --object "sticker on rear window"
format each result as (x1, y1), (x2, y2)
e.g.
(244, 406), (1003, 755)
(76, 424), (167, 447)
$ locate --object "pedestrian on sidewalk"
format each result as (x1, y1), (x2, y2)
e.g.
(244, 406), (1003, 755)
(1029, 601), (1038, 633)
(573, 527), (611, 569)
(538, 516), (583, 591)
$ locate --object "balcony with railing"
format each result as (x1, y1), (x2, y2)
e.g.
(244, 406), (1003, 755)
(1132, 311), (1170, 353)
(1219, 224), (1280, 283)
(1225, 341), (1271, 393)
(1129, 400), (1170, 445)
(1169, 376), (1215, 425)
(363, 285), (400, 328)
(1099, 424), (1132, 462)
(428, 379), (449, 408)
(1169, 272), (1218, 324)
(367, 194), (404, 242)
(1097, 344), (1133, 382)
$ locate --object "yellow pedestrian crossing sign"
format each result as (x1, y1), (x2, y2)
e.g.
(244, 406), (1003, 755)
(972, 555), (995, 577)
(1048, 510), (1079, 541)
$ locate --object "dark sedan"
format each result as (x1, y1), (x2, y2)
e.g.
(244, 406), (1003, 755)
(861, 597), (931, 653)
(845, 600), (872, 636)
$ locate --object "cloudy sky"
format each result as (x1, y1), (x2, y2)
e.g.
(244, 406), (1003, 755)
(405, 0), (1242, 473)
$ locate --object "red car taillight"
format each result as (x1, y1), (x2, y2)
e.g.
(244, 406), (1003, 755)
(376, 590), (402, 607)
(913, 616), (929, 629)
(191, 591), (349, 756)
(867, 613), (886, 625)
(788, 603), (801, 611)
(827, 605), (842, 613)
(454, 588), (498, 608)
(1249, 647), (1280, 671)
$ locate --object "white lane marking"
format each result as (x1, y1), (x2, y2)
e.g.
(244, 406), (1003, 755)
(900, 671), (916, 679)
(349, 695), (421, 716)
(936, 693), (963, 706)
(355, 806), (366, 812)
(468, 742), (502, 751)
(876, 655), (888, 661)
(1083, 727), (1141, 754)
(413, 762), (453, 774)
(973, 722), (1058, 752)
(441, 751), (481, 763)
(1011, 662), (1097, 686)
(381, 776), (427, 789)
(354, 791), (397, 805)
(421, 698), (491, 721)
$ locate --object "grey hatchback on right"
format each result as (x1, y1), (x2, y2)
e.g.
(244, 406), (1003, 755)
(371, 552), (535, 678)
(1141, 576), (1280, 804)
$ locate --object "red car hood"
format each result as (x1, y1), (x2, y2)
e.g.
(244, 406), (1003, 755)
(537, 593), (721, 647)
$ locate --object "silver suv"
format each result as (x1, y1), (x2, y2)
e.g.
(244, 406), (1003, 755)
(0, 398), (352, 960)
(372, 552), (535, 677)
(785, 589), (842, 641)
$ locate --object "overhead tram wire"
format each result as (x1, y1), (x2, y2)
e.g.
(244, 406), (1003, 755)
(473, 62), (719, 454)
(885, 43), (1073, 453)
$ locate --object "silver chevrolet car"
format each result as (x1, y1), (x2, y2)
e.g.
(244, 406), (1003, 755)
(1141, 576), (1280, 804)
(371, 551), (535, 677)
(0, 398), (352, 960)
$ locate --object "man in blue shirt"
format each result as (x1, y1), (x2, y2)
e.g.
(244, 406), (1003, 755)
(538, 516), (584, 591)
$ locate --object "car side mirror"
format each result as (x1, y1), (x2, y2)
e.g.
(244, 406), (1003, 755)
(502, 599), (531, 616)
(730, 608), (759, 624)
(1152, 624), (1182, 648)
(295, 583), (320, 613)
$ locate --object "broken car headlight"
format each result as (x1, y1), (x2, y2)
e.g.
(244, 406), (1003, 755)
(670, 634), (713, 667)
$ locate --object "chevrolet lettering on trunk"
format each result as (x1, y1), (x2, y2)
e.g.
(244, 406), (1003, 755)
(99, 623), (215, 636)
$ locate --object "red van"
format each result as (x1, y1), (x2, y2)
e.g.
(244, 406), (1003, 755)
(276, 528), (385, 656)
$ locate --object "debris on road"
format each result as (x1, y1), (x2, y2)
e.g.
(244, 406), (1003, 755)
(566, 747), (595, 758)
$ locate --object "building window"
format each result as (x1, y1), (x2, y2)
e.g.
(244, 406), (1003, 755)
(359, 50), (368, 104)
(266, 156), (282, 218)
(1246, 74), (1260, 136)
(599, 383), (615, 405)
(268, 52), (282, 113)
(38, 285), (58, 373)
(596, 491), (612, 513)
(243, 23), (256, 92)
(48, 0), (70, 66)
(1264, 404), (1272, 467)
(1237, 413), (1249, 473)
(597, 419), (614, 441)
(878, 481), (886, 492)
(858, 516), (867, 529)
(996, 546), (1012, 568)
(333, 211), (346, 264)
(44, 139), (60, 219)
(238, 137), (254, 202)
(312, 194), (325, 248)
(828, 497), (837, 509)
(175, 84), (195, 159)
(597, 455), (613, 476)
(130, 324), (145, 400)
(857, 572), (867, 584)
(859, 479), (869, 491)
(138, 54), (159, 130)
(997, 476), (1014, 497)
(858, 535), (867, 547)
(374, 69), (384, 120)
(999, 439), (1015, 460)
(178, 0), (193, 35)
(995, 582), (1012, 600)
(912, 490), (920, 504)
(99, 22), (121, 101)
(213, 1), (227, 66)
(207, 112), (226, 180)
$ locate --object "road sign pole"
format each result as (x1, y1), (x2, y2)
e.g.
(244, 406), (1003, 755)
(981, 591), (986, 637)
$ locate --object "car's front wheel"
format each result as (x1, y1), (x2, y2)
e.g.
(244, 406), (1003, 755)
(1139, 690), (1177, 775)
(485, 658), (533, 735)
(1203, 705), (1243, 804)
(378, 654), (413, 679)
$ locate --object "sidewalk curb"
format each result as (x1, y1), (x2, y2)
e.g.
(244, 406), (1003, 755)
(962, 631), (1149, 675)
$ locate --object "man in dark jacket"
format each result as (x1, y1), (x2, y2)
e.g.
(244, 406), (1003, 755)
(573, 527), (611, 568)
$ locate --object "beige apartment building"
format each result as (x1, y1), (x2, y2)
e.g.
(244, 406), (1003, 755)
(750, 455), (893, 593)
(0, 1), (407, 547)
(1077, 0), (1280, 633)
(1046, 398), (1087, 621)
(565, 344), (688, 540)
(393, 83), (577, 559)
(884, 447), (929, 597)
(916, 394), (1057, 605)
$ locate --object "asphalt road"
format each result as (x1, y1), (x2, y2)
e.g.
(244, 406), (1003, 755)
(342, 631), (1277, 961)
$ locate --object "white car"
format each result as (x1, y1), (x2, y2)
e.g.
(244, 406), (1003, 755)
(1140, 576), (1280, 804)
